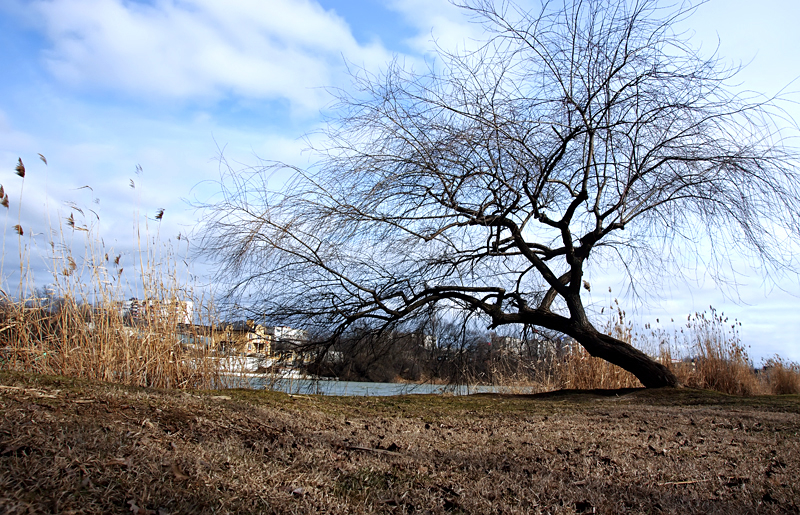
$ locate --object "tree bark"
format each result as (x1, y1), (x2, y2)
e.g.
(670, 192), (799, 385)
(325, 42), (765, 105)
(569, 325), (679, 388)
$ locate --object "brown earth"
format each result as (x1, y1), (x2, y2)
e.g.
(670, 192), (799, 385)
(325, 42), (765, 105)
(1, 372), (798, 514)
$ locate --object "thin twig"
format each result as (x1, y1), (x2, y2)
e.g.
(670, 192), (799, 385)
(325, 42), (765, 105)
(658, 478), (712, 486)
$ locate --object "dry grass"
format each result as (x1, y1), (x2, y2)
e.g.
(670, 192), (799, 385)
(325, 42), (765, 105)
(0, 296), (219, 390)
(0, 156), (227, 390)
(662, 310), (758, 396)
(544, 304), (800, 397)
(762, 357), (800, 395)
(1, 371), (799, 514)
(551, 347), (642, 390)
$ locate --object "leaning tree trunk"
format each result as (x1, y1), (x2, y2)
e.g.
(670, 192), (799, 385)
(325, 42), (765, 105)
(569, 325), (679, 388)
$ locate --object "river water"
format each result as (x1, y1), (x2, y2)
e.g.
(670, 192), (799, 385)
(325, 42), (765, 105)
(240, 377), (537, 396)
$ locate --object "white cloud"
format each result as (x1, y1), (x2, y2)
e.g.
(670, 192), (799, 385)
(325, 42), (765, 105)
(683, 0), (800, 95)
(31, 0), (394, 112)
(386, 0), (484, 55)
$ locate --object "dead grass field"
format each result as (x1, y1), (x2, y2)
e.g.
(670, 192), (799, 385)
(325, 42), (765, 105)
(1, 371), (799, 514)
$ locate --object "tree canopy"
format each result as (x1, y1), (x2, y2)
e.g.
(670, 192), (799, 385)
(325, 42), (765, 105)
(200, 0), (800, 387)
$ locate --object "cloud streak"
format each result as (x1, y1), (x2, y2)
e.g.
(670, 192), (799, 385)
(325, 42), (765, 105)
(32, 0), (394, 112)
(387, 0), (485, 55)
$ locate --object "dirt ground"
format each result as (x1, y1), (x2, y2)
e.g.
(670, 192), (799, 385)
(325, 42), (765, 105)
(1, 372), (798, 514)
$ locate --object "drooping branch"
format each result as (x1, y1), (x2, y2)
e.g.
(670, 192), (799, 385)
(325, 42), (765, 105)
(199, 0), (800, 389)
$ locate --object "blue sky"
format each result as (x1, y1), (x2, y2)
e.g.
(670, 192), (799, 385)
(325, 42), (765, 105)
(0, 0), (799, 362)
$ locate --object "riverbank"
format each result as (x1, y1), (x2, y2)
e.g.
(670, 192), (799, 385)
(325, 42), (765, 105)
(1, 371), (799, 514)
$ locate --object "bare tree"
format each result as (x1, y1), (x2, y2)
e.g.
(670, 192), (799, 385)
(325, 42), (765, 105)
(199, 0), (800, 388)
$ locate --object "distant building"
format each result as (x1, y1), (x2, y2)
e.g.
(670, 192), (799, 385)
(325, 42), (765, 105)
(210, 320), (268, 355)
(491, 334), (525, 357)
(264, 326), (310, 364)
(210, 322), (308, 358)
(120, 298), (193, 325)
(266, 325), (308, 344)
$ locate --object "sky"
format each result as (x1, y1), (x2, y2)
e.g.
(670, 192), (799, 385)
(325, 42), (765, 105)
(0, 0), (799, 363)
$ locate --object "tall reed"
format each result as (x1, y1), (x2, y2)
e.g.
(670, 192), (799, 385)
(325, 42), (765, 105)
(760, 356), (800, 395)
(485, 298), (800, 396)
(0, 156), (224, 389)
(667, 309), (757, 395)
(551, 299), (643, 390)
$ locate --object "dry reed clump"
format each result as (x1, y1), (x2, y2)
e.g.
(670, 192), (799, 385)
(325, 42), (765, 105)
(638, 308), (800, 397)
(0, 293), (219, 390)
(658, 309), (758, 396)
(761, 356), (800, 395)
(553, 300), (798, 397)
(0, 156), (224, 390)
(490, 299), (800, 397)
(551, 300), (642, 390)
(552, 347), (642, 390)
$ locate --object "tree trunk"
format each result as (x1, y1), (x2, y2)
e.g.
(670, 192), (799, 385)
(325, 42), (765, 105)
(570, 326), (679, 388)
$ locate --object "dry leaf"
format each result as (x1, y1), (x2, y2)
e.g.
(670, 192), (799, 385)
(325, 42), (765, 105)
(38, 153), (47, 165)
(170, 462), (189, 481)
(155, 208), (164, 221)
(15, 158), (25, 178)
(13, 225), (23, 236)
(107, 456), (132, 468)
(198, 459), (222, 471)
(127, 500), (156, 515)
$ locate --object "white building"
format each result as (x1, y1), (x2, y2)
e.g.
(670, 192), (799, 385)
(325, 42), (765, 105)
(120, 298), (194, 325)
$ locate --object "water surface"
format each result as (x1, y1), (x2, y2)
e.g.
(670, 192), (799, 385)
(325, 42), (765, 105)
(244, 377), (537, 396)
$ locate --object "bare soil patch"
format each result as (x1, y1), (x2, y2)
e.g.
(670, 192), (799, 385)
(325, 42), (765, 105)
(1, 372), (798, 514)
